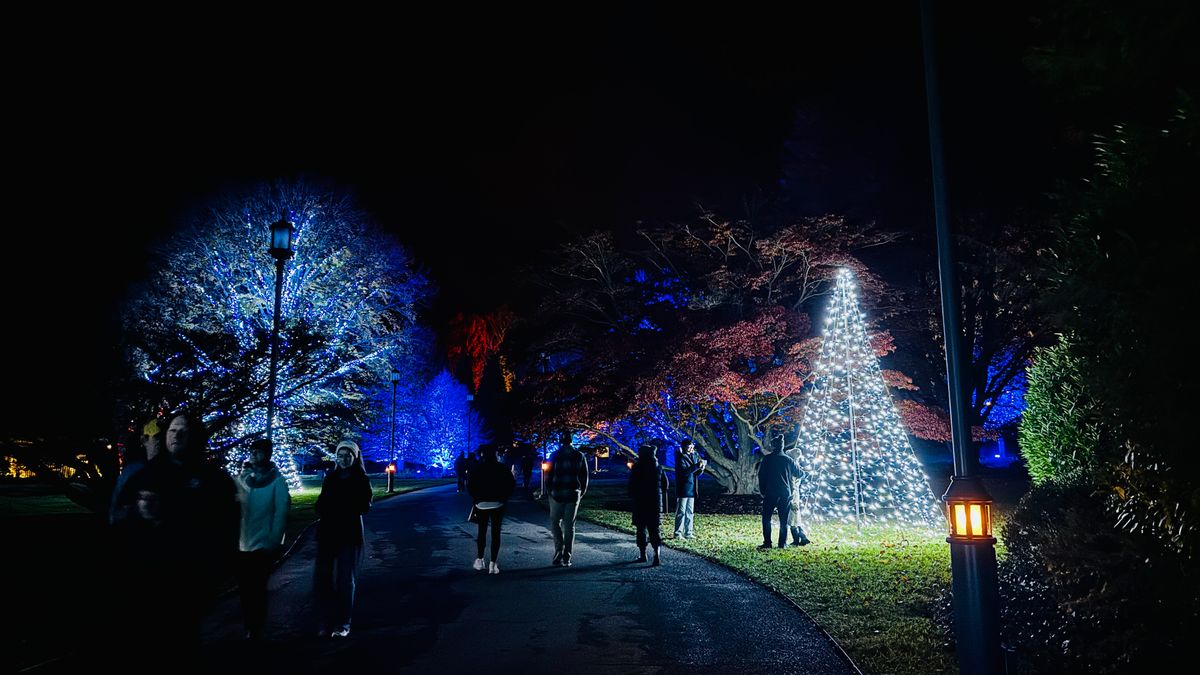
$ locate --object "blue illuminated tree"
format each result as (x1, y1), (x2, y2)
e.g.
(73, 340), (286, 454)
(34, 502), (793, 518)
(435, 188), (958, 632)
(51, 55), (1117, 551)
(123, 181), (433, 486)
(412, 369), (490, 470)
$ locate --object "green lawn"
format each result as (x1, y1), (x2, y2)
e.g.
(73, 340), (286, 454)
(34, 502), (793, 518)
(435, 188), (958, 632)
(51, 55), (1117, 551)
(573, 483), (999, 675)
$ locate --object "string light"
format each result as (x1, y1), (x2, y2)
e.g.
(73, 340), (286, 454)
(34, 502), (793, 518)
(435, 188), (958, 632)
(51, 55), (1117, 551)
(796, 269), (942, 529)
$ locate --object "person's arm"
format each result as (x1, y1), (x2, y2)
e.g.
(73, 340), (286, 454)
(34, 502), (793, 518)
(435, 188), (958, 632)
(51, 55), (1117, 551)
(358, 472), (373, 514)
(578, 452), (590, 497)
(271, 476), (290, 549)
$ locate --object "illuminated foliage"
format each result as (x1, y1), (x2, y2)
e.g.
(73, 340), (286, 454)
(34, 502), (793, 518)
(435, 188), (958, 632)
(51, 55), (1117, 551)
(122, 181), (432, 485)
(796, 270), (942, 528)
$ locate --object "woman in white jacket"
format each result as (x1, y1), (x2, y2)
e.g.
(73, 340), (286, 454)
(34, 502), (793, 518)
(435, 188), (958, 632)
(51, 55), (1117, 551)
(235, 438), (290, 639)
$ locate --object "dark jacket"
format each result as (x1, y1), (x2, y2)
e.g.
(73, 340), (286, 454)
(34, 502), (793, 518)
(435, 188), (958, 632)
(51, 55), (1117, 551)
(758, 451), (801, 500)
(628, 450), (669, 526)
(546, 446), (590, 503)
(468, 458), (517, 504)
(315, 467), (372, 547)
(674, 448), (703, 498)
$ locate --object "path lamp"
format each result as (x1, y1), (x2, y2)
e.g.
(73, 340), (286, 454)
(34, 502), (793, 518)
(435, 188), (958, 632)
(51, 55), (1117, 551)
(539, 459), (550, 498)
(266, 211), (295, 445)
(921, 1), (1003, 672)
(388, 368), (400, 493)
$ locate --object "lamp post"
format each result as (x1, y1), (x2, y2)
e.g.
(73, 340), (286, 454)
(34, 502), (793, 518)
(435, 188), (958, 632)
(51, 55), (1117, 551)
(921, 2), (1003, 673)
(388, 368), (400, 493)
(266, 211), (295, 445)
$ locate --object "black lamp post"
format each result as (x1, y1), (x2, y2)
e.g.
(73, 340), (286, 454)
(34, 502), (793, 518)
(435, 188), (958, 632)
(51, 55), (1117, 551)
(920, 2), (1003, 673)
(388, 368), (400, 493)
(266, 211), (295, 445)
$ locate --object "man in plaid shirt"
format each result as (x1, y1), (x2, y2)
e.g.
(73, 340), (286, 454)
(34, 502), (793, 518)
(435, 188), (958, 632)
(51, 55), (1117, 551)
(545, 432), (590, 567)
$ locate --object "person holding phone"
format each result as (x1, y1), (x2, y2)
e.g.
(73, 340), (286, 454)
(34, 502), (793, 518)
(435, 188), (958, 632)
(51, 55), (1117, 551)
(673, 439), (706, 539)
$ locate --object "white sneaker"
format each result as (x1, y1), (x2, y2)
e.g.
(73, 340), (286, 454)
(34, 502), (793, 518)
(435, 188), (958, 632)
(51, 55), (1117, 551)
(473, 557), (485, 571)
(330, 628), (350, 638)
(488, 561), (500, 575)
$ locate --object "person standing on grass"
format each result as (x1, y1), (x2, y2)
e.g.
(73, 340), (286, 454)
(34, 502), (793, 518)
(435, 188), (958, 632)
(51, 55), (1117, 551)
(757, 435), (801, 550)
(545, 431), (589, 567)
(786, 458), (812, 547)
(468, 444), (517, 574)
(314, 440), (372, 638)
(629, 444), (670, 565)
(672, 439), (706, 539)
(234, 438), (290, 640)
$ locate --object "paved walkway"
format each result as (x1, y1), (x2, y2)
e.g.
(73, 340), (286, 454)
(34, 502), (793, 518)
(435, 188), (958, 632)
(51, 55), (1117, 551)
(198, 484), (857, 674)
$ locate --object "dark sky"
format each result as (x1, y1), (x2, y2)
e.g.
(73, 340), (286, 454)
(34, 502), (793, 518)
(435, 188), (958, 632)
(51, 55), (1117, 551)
(8, 5), (1055, 436)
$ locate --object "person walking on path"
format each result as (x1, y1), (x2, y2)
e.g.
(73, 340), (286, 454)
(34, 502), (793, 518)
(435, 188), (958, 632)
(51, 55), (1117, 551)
(234, 438), (290, 639)
(520, 446), (534, 489)
(757, 436), (801, 550)
(545, 432), (589, 567)
(629, 444), (670, 565)
(314, 440), (372, 638)
(467, 444), (516, 574)
(672, 439), (706, 539)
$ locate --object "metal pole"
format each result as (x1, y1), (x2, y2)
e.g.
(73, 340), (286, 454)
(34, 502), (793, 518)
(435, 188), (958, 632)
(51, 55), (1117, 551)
(388, 377), (397, 493)
(266, 257), (285, 444)
(921, 1), (1003, 672)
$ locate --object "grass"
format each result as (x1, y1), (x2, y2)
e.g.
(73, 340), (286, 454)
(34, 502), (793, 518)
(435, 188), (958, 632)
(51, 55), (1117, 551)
(573, 482), (1005, 675)
(0, 493), (92, 517)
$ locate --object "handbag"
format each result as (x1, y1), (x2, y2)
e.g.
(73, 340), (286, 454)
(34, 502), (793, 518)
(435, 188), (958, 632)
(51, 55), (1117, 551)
(467, 505), (481, 524)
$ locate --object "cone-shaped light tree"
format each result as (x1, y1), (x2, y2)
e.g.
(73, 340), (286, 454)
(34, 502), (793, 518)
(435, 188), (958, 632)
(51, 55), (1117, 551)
(797, 269), (942, 528)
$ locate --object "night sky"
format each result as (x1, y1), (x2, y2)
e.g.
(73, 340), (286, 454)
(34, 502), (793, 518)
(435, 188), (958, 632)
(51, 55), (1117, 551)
(8, 5), (1055, 437)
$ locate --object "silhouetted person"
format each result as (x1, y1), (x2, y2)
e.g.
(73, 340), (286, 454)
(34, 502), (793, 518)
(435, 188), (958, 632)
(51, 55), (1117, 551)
(467, 444), (516, 574)
(454, 451), (471, 492)
(545, 432), (589, 567)
(757, 436), (801, 550)
(629, 444), (669, 565)
(520, 446), (534, 488)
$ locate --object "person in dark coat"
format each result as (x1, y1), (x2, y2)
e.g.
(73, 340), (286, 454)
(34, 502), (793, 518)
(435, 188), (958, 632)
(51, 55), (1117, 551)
(314, 440), (372, 638)
(454, 451), (471, 492)
(519, 446), (534, 488)
(114, 411), (239, 660)
(757, 436), (802, 550)
(467, 444), (517, 574)
(672, 439), (706, 539)
(628, 444), (670, 566)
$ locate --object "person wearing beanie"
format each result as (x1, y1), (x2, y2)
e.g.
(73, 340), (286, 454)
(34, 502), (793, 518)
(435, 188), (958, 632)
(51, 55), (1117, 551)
(314, 440), (372, 638)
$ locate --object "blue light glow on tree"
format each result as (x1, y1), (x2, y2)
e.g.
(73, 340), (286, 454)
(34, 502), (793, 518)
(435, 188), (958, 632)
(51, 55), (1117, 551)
(124, 181), (432, 488)
(412, 370), (490, 470)
(796, 269), (942, 529)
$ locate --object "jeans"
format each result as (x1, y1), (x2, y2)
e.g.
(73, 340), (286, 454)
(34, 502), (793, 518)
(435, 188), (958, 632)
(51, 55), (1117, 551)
(476, 506), (505, 560)
(761, 495), (792, 547)
(315, 542), (360, 632)
(673, 497), (695, 537)
(548, 497), (581, 557)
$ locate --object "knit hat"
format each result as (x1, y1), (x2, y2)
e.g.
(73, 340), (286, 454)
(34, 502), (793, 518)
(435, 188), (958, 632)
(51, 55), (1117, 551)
(335, 439), (361, 461)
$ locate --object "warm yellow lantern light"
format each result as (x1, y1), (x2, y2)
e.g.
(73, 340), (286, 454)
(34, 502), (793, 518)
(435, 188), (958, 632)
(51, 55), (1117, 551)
(948, 499), (991, 539)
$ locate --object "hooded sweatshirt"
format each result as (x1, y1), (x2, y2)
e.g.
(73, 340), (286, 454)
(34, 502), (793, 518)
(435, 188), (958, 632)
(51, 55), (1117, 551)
(236, 461), (290, 552)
